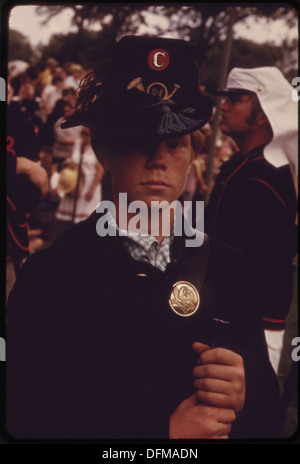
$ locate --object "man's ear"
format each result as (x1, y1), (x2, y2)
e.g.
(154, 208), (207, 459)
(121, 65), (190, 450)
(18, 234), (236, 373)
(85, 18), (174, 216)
(91, 136), (111, 171)
(187, 149), (195, 175)
(256, 111), (269, 127)
(93, 151), (111, 171)
(100, 157), (111, 171)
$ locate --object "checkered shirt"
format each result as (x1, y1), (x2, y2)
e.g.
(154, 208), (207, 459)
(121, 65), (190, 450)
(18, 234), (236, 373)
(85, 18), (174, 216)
(105, 210), (172, 272)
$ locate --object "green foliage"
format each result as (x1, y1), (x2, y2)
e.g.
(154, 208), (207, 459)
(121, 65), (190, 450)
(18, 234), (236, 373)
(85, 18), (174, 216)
(37, 29), (117, 72)
(22, 4), (298, 88)
(197, 37), (286, 95)
(35, 4), (152, 70)
(230, 39), (282, 70)
(8, 29), (36, 63)
(35, 4), (149, 38)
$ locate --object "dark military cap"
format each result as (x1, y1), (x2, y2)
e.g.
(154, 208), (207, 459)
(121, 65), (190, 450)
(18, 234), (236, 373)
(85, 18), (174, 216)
(61, 35), (213, 139)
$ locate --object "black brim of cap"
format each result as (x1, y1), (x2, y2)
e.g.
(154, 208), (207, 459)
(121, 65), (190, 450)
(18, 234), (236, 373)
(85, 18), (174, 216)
(215, 88), (255, 96)
(61, 91), (213, 139)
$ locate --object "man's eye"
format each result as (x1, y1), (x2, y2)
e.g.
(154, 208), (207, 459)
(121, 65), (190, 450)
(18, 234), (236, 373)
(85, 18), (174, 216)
(168, 142), (180, 150)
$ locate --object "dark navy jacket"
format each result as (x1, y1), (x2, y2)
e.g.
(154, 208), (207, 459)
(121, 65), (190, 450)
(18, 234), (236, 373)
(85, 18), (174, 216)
(205, 146), (298, 330)
(6, 212), (280, 440)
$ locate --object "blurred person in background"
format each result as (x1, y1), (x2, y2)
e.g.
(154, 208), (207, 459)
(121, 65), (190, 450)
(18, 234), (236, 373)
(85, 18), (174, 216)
(51, 101), (82, 171)
(6, 83), (48, 299)
(52, 65), (67, 82)
(205, 67), (298, 373)
(63, 63), (85, 91)
(52, 128), (104, 239)
(41, 75), (64, 118)
(37, 57), (58, 89)
(27, 101), (83, 251)
(39, 88), (77, 164)
(7, 74), (43, 163)
(62, 86), (77, 108)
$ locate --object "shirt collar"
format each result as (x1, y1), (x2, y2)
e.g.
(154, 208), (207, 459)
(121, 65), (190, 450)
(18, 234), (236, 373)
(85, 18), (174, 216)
(105, 209), (172, 272)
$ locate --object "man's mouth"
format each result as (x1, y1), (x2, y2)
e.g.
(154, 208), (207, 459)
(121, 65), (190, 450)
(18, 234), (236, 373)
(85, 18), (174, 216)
(140, 180), (171, 191)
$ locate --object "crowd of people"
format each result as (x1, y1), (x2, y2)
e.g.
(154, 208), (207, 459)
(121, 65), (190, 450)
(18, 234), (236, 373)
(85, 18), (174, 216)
(6, 58), (106, 268)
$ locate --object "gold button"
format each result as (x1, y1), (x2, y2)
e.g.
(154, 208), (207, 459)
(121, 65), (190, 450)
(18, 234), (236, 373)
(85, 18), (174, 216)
(257, 86), (263, 91)
(169, 281), (200, 317)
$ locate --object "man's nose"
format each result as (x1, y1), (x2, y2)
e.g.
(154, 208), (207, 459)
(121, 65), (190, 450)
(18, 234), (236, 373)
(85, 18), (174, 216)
(146, 143), (168, 170)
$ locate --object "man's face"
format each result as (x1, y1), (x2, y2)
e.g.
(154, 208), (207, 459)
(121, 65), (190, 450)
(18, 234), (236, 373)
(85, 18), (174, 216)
(219, 93), (258, 138)
(105, 134), (193, 208)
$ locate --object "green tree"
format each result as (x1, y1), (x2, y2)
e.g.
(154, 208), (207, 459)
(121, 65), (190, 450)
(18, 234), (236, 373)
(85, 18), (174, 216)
(38, 29), (120, 71)
(8, 29), (36, 63)
(35, 4), (297, 48)
(202, 37), (286, 94)
(35, 4), (150, 40)
(35, 4), (152, 70)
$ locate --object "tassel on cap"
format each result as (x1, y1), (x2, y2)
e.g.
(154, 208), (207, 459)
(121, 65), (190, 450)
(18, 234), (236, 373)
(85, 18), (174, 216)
(157, 103), (206, 136)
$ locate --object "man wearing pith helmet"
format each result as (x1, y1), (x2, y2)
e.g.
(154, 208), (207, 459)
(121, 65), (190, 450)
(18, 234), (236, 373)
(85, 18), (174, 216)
(6, 36), (279, 440)
(205, 67), (298, 374)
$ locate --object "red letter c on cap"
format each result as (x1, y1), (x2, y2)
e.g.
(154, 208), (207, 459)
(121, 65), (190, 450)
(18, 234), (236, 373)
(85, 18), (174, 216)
(148, 49), (170, 71)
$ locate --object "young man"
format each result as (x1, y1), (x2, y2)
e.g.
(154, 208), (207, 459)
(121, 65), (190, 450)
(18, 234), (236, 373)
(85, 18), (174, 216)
(205, 67), (298, 373)
(6, 36), (279, 440)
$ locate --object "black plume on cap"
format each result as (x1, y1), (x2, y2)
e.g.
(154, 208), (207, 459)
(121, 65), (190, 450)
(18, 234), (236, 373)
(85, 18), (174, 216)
(61, 35), (213, 139)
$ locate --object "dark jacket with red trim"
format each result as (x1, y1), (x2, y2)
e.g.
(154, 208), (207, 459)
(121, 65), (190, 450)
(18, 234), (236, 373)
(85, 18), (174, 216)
(205, 146), (298, 330)
(6, 212), (280, 440)
(6, 149), (30, 268)
(6, 138), (41, 271)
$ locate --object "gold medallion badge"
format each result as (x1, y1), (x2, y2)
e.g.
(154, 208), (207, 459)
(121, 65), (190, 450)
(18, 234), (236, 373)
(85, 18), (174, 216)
(169, 281), (200, 317)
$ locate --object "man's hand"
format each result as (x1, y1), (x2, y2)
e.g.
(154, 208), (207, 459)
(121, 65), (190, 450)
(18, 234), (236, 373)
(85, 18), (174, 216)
(169, 393), (235, 439)
(192, 342), (245, 413)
